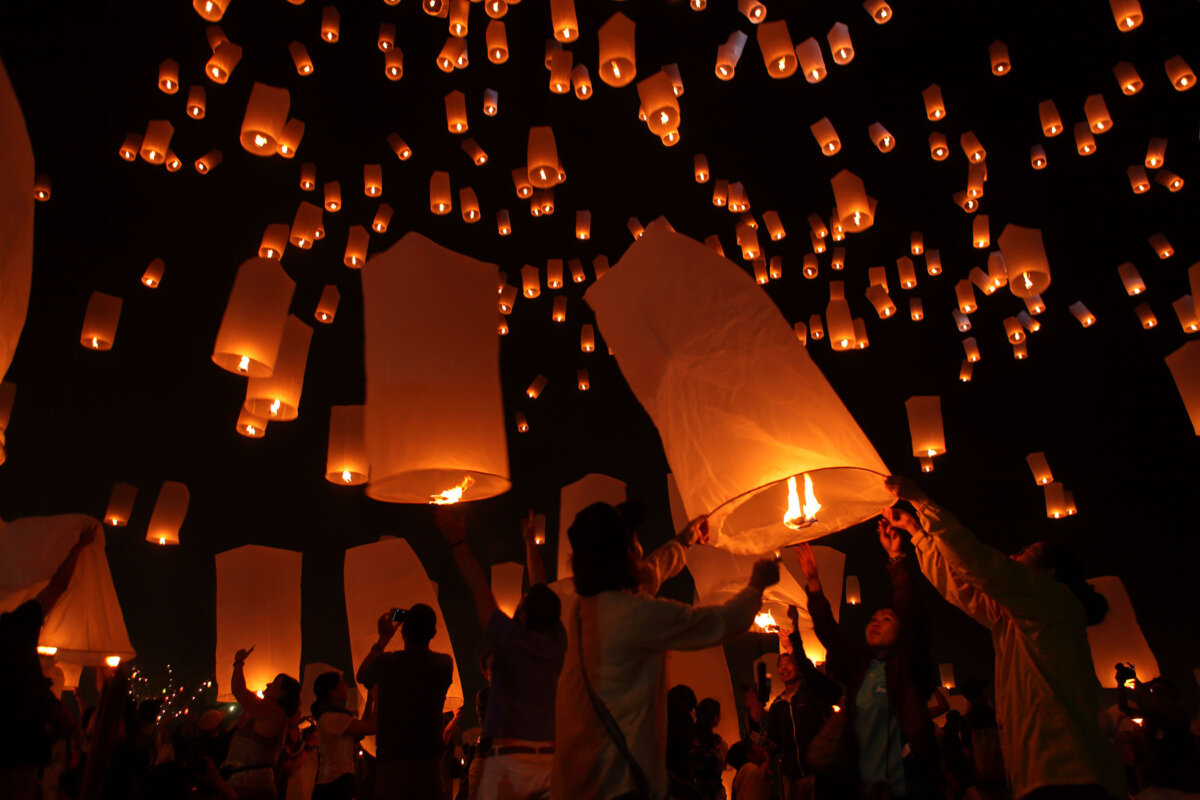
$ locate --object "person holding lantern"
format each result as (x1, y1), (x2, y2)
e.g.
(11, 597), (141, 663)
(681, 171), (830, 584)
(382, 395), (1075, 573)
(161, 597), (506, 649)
(880, 476), (1125, 800)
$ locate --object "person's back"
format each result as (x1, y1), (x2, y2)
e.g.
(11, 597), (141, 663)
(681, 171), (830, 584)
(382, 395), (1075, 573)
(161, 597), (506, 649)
(483, 607), (565, 744)
(369, 649), (453, 762)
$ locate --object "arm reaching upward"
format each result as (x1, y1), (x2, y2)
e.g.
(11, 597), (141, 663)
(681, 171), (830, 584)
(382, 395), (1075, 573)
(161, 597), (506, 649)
(435, 508), (499, 627)
(36, 517), (100, 613)
(521, 511), (548, 586)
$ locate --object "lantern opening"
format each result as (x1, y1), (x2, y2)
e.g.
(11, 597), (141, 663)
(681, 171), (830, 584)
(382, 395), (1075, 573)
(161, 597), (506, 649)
(342, 470), (352, 483)
(105, 656), (121, 667)
(430, 475), (476, 505)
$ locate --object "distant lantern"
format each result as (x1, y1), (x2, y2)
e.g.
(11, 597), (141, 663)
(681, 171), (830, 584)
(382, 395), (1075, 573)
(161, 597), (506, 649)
(80, 292), (122, 351)
(206, 40), (242, 84)
(276, 119), (304, 158)
(955, 280), (977, 314)
(326, 406), (368, 485)
(486, 20), (509, 63)
(963, 337), (981, 363)
(1118, 262), (1145, 295)
(1156, 170), (1184, 192)
(1026, 452), (1053, 485)
(320, 6), (340, 41)
(953, 310), (972, 332)
(147, 481), (189, 545)
(831, 248), (846, 271)
(1165, 56), (1194, 90)
(445, 90), (468, 133)
(546, 259), (564, 289)
(907, 232), (923, 256)
(548, 50), (573, 94)
(1044, 482), (1068, 519)
(845, 575), (862, 605)
(1074, 123), (1096, 155)
(526, 375), (548, 399)
(769, 256), (783, 280)
(711, 179), (728, 207)
(909, 298), (924, 321)
(344, 226), (369, 267)
(1173, 296), (1199, 333)
(1110, 0), (1143, 30)
(448, 0), (469, 36)
(289, 201), (322, 249)
(1018, 311), (1041, 333)
(511, 168), (533, 200)
(364, 164), (383, 197)
(384, 49), (404, 80)
(552, 296), (567, 323)
(568, 258), (586, 284)
(485, 0), (506, 17)
(1135, 303), (1157, 329)
(142, 258), (165, 288)
(158, 59), (180, 94)
(1113, 61), (1143, 95)
(1083, 95), (1112, 134)
(1128, 165), (1151, 194)
(757, 20), (796, 77)
(187, 85), (206, 118)
(498, 284), (517, 314)
(245, 316), (313, 421)
(869, 122), (896, 153)
(1024, 295), (1046, 315)
(527, 126), (563, 188)
(830, 169), (872, 232)
(808, 214), (828, 239)
(637, 71), (680, 136)
(960, 131), (986, 162)
(569, 64), (593, 100)
(1069, 302), (1096, 327)
(289, 42), (313, 75)
(922, 84), (946, 120)
(827, 22), (854, 64)
(496, 210), (512, 236)
(598, 12), (636, 87)
(809, 314), (825, 340)
(896, 258), (917, 289)
(429, 171), (453, 215)
(164, 151), (182, 171)
(193, 0), (227, 21)
(138, 120), (173, 164)
(863, 0), (892, 23)
(989, 40), (1010, 75)
(497, 316), (508, 336)
(728, 182), (750, 212)
(515, 412), (529, 433)
(802, 254), (819, 278)
(794, 321), (807, 345)
(194, 149), (222, 174)
(826, 281), (855, 350)
(580, 324), (596, 353)
(483, 89), (499, 116)
(1031, 144), (1047, 169)
(1145, 137), (1167, 168)
(104, 483), (138, 527)
(239, 406), (271, 438)
(550, 0), (578, 41)
(752, 259), (769, 285)
(999, 225), (1051, 298)
(796, 37), (827, 83)
(1149, 233), (1173, 259)
(865, 285), (896, 319)
(926, 249), (942, 276)
(715, 31), (748, 80)
(929, 133), (949, 161)
(323, 181), (341, 212)
(299, 163), (316, 190)
(315, 285), (339, 324)
(1038, 100), (1063, 136)
(763, 211), (786, 241)
(853, 318), (869, 349)
(212, 258), (295, 377)
(959, 360), (973, 382)
(521, 265), (541, 299)
(1003, 317), (1025, 344)
(906, 396), (946, 459)
(379, 22), (395, 50)
(259, 224), (289, 260)
(387, 133), (412, 161)
(576, 210), (591, 240)
(972, 215), (990, 249)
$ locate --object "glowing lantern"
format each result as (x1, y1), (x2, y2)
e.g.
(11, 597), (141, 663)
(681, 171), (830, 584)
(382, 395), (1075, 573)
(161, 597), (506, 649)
(960, 131), (986, 163)
(969, 216), (989, 249)
(1149, 233), (1173, 259)
(1117, 262), (1145, 296)
(1110, 0), (1142, 30)
(805, 214), (827, 239)
(445, 90), (468, 133)
(276, 119), (304, 158)
(1024, 295), (1045, 315)
(206, 25), (228, 49)
(187, 85), (206, 118)
(712, 179), (728, 207)
(795, 37), (827, 83)
(1003, 317), (1025, 344)
(387, 134), (412, 161)
(1074, 123), (1096, 155)
(212, 258), (295, 377)
(953, 310), (971, 332)
(845, 575), (862, 605)
(753, 259), (769, 285)
(570, 65), (592, 99)
(938, 663), (955, 690)
(323, 181), (341, 212)
(520, 265), (541, 299)
(486, 20), (509, 63)
(728, 183), (750, 212)
(763, 211), (786, 241)
(362, 164), (383, 197)
(318, 6), (340, 41)
(546, 259), (564, 290)
(715, 31), (748, 80)
(299, 163), (316, 191)
(237, 406), (266, 438)
(1145, 138), (1167, 168)
(497, 316), (508, 336)
(1165, 56), (1194, 90)
(326, 405), (368, 485)
(869, 123), (896, 153)
(1165, 341), (1200, 433)
(258, 224), (288, 261)
(147, 481), (188, 545)
(526, 375), (548, 399)
(1113, 61), (1143, 95)
(959, 360), (973, 382)
(794, 321), (807, 345)
(1031, 145), (1047, 169)
(384, 49), (404, 80)
(459, 189), (480, 222)
(245, 316), (312, 421)
(868, 267), (888, 292)
(498, 284), (517, 314)
(853, 319), (869, 349)
(289, 202), (323, 249)
(193, 0), (227, 21)
(802, 254), (819, 279)
(637, 71), (680, 136)
(288, 42), (314, 75)
(865, 285), (896, 319)
(895, 258), (917, 289)
(156, 59), (180, 95)
(1043, 483), (1068, 519)
(481, 90), (499, 118)
(194, 149), (222, 174)
(581, 324), (595, 353)
(527, 126), (563, 188)
(999, 225), (1051, 298)
(922, 84), (946, 120)
(574, 370), (589, 392)
(831, 170), (872, 232)
(206, 40), (242, 84)
(1156, 170), (1184, 192)
(485, 0), (506, 18)
(1128, 165), (1151, 194)
(104, 483), (137, 526)
(737, 222), (760, 260)
(1025, 452), (1053, 485)
(989, 40), (1010, 74)
(1038, 100), (1063, 136)
(810, 118), (841, 156)
(496, 210), (512, 237)
(315, 285), (339, 324)
(1083, 95), (1112, 134)
(909, 298), (924, 321)
(809, 315), (824, 340)
(1173, 296), (1199, 332)
(549, 0), (578, 41)
(140, 258), (165, 289)
(929, 133), (949, 161)
(80, 292), (121, 351)
(379, 22), (395, 50)
(338, 226), (367, 270)
(1135, 303), (1157, 329)
(569, 259), (585, 284)
(163, 150), (181, 172)
(448, 0), (469, 36)
(135, 121), (171, 165)
(1018, 311), (1040, 333)
(926, 250), (942, 276)
(1069, 302), (1096, 327)
(826, 281), (854, 350)
(598, 12), (636, 87)
(575, 210), (591, 240)
(963, 337), (980, 363)
(831, 248), (845, 271)
(548, 50), (572, 94)
(629, 218), (647, 241)
(827, 22), (854, 64)
(215, 546), (302, 701)
(757, 20), (796, 78)
(515, 412), (529, 433)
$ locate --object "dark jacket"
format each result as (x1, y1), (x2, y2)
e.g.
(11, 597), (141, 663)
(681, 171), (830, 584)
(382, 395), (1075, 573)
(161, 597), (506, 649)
(806, 555), (941, 795)
(763, 648), (842, 777)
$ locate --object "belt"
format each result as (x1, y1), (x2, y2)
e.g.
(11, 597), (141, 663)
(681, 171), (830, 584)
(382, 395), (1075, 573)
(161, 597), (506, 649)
(481, 745), (555, 758)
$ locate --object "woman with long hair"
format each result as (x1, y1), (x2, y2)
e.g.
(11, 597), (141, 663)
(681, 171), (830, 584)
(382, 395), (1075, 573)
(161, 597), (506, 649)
(220, 647), (301, 800)
(310, 671), (376, 800)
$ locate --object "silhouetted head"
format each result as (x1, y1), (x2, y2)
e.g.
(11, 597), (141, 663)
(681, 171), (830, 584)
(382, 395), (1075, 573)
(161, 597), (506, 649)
(568, 501), (647, 597)
(402, 603), (438, 646)
(265, 674), (301, 717)
(1012, 542), (1108, 625)
(312, 671), (348, 716)
(517, 583), (562, 633)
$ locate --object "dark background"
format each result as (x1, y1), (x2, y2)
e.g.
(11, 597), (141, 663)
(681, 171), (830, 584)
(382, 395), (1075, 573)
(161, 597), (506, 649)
(1, 0), (1197, 721)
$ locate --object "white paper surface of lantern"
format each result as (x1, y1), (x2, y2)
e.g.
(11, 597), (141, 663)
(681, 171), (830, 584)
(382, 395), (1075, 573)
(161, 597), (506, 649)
(0, 515), (135, 666)
(362, 233), (510, 503)
(491, 562), (525, 618)
(147, 481), (189, 545)
(1086, 576), (1159, 688)
(212, 258), (296, 378)
(215, 545), (302, 701)
(1165, 341), (1200, 435)
(585, 223), (891, 554)
(0, 59), (34, 384)
(557, 473), (627, 581)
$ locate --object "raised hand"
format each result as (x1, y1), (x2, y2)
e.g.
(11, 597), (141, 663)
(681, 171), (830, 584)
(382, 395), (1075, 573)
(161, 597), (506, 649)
(792, 543), (821, 589)
(881, 505), (921, 536)
(878, 518), (904, 559)
(78, 518), (101, 548)
(749, 558), (780, 591)
(883, 475), (928, 504)
(676, 516), (710, 548)
(434, 507), (467, 544)
(521, 510), (540, 545)
(234, 645), (255, 664)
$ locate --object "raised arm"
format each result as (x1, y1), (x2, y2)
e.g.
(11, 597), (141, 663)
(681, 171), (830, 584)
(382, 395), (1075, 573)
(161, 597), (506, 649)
(230, 648), (273, 714)
(435, 508), (499, 627)
(36, 517), (100, 614)
(896, 509), (1000, 629)
(356, 614), (399, 687)
(794, 543), (861, 685)
(638, 516), (710, 596)
(521, 511), (549, 587)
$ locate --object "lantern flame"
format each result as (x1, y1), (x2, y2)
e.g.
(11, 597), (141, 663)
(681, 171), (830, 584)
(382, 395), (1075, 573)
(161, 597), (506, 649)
(269, 398), (281, 416)
(37, 646), (57, 656)
(237, 355), (250, 373)
(341, 470), (352, 483)
(158, 537), (166, 545)
(105, 656), (121, 667)
(783, 474), (821, 529)
(430, 475), (476, 505)
(753, 609), (778, 632)
(253, 134), (268, 148)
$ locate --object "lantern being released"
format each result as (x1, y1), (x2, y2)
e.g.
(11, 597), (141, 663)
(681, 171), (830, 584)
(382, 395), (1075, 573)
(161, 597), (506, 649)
(585, 223), (891, 553)
(362, 233), (510, 504)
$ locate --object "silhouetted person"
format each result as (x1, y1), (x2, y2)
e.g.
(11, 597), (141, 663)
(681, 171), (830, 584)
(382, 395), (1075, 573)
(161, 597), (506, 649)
(311, 670), (376, 800)
(727, 740), (770, 800)
(690, 698), (729, 800)
(220, 647), (300, 800)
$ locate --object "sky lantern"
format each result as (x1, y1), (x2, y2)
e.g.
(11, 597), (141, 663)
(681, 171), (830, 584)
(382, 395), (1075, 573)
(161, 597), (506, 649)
(384, 49), (404, 80)
(343, 225), (369, 268)
(193, 0), (227, 21)
(1135, 303), (1157, 330)
(521, 265), (541, 298)
(1128, 165), (1151, 194)
(972, 215), (990, 249)
(826, 282), (854, 349)
(712, 179), (728, 207)
(989, 40), (1010, 74)
(959, 361), (973, 382)
(378, 22), (395, 50)
(1109, 0), (1142, 30)
(869, 122), (896, 153)
(863, 0), (892, 23)
(1166, 341), (1200, 433)
(364, 164), (383, 197)
(215, 545), (302, 701)
(275, 119), (304, 158)
(548, 50), (572, 94)
(909, 298), (924, 321)
(205, 40), (242, 84)
(1044, 483), (1068, 519)
(1173, 296), (1198, 332)
(827, 22), (854, 64)
(147, 481), (188, 545)
(498, 284), (517, 314)
(511, 168), (533, 199)
(853, 318), (869, 349)
(810, 117), (841, 155)
(448, 0), (469, 36)
(80, 292), (121, 351)
(905, 396), (946, 464)
(960, 131), (986, 162)
(104, 483), (137, 527)
(928, 133), (949, 161)
(194, 149), (221, 174)
(486, 20), (508, 63)
(483, 89), (499, 116)
(526, 375), (548, 399)
(1031, 144), (1047, 169)
(289, 42), (313, 75)
(1148, 233), (1173, 259)
(576, 210), (591, 240)
(896, 257), (917, 289)
(795, 37), (827, 83)
(953, 310), (972, 332)
(186, 85), (206, 119)
(763, 211), (786, 240)
(1070, 302), (1096, 327)
(319, 6), (340, 41)
(1026, 451), (1053, 485)
(1164, 56), (1194, 90)
(769, 256), (783, 280)
(571, 64), (593, 99)
(794, 321), (808, 345)
(496, 209), (512, 236)
(323, 181), (341, 212)
(757, 20), (796, 78)
(926, 250), (942, 276)
(299, 163), (316, 191)
(362, 234), (510, 504)
(236, 406), (267, 438)
(527, 126), (563, 189)
(547, 259), (564, 289)
(637, 71), (679, 136)
(1083, 94), (1112, 133)
(1118, 262), (1145, 295)
(715, 31), (748, 80)
(752, 259), (769, 285)
(289, 201), (322, 249)
(1004, 317), (1025, 344)
(459, 188), (480, 222)
(163, 151), (182, 172)
(738, 0), (766, 22)
(550, 0), (578, 41)
(1112, 61), (1142, 95)
(212, 258), (294, 378)
(963, 337), (981, 363)
(258, 224), (288, 261)
(830, 169), (872, 232)
(807, 314), (825, 341)
(552, 296), (567, 323)
(158, 58), (179, 93)
(1155, 170), (1184, 192)
(485, 0), (506, 18)
(137, 120), (173, 164)
(955, 279), (977, 314)
(569, 258), (585, 283)
(428, 171), (452, 215)
(922, 84), (946, 120)
(999, 225), (1051, 298)
(141, 258), (165, 289)
(314, 285), (339, 324)
(326, 405), (368, 485)
(1038, 100), (1063, 136)
(386, 134), (412, 161)
(865, 285), (896, 319)
(1024, 294), (1046, 315)
(1074, 123), (1096, 155)
(802, 254), (819, 279)
(1145, 138), (1167, 168)
(245, 316), (312, 422)
(444, 90), (468, 133)
(598, 12), (636, 87)
(581, 324), (595, 352)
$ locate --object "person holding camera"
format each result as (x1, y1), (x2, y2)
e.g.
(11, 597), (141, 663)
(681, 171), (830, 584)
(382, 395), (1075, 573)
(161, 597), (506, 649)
(356, 604), (453, 800)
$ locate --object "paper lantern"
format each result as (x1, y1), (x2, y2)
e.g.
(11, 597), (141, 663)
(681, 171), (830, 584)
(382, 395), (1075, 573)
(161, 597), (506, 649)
(1173, 296), (1199, 332)
(728, 182), (750, 212)
(216, 546), (302, 701)
(1003, 317), (1025, 344)
(1144, 137), (1168, 168)
(715, 31), (748, 80)
(163, 151), (181, 172)
(757, 20), (796, 77)
(793, 321), (808, 345)
(1038, 100), (1063, 136)
(139, 120), (174, 164)
(205, 24), (228, 50)
(801, 254), (819, 279)
(999, 225), (1051, 298)
(972, 215), (990, 249)
(485, 0), (506, 18)
(1069, 302), (1096, 327)
(455, 187), (479, 222)
(845, 575), (862, 605)
(526, 375), (548, 399)
(1018, 311), (1040, 333)
(752, 259), (769, 285)
(444, 90), (468, 133)
(929, 133), (949, 161)
(378, 22), (395, 50)
(548, 50), (572, 94)
(1074, 123), (1097, 155)
(1043, 482), (1068, 519)
(157, 58), (180, 94)
(664, 62), (685, 97)
(1084, 94), (1112, 134)
(865, 285), (896, 319)
(136, 258), (165, 290)
(811, 118), (841, 156)
(987, 40), (1010, 75)
(958, 360), (973, 382)
(628, 218), (647, 241)
(769, 256), (783, 280)
(318, 5), (340, 41)
(1013, 341), (1028, 360)
(736, 0), (765, 22)
(514, 412), (529, 433)
(937, 663), (955, 690)
(1112, 61), (1143, 95)
(963, 337), (980, 363)
(1135, 303), (1157, 329)
(236, 406), (267, 438)
(587, 224), (891, 551)
(909, 298), (924, 321)
(1024, 295), (1046, 315)
(953, 310), (971, 332)
(568, 258), (585, 284)
(434, 39), (464, 72)
(495, 209), (512, 237)
(1110, 0), (1142, 30)
(362, 234), (510, 503)
(1025, 452), (1053, 485)
(257, 224), (288, 261)
(319, 181), (341, 213)
(869, 122), (896, 153)
(830, 169), (872, 232)
(147, 481), (188, 545)
(245, 316), (312, 421)
(384, 134), (412, 163)
(510, 168), (533, 200)
(1155, 170), (1184, 192)
(117, 133), (141, 162)
(546, 259), (565, 290)
(206, 40), (242, 84)
(1165, 56), (1194, 90)
(336, 226), (367, 270)
(577, 323), (596, 353)
(498, 284), (517, 314)
(853, 318), (869, 350)
(922, 84), (946, 121)
(1031, 145), (1047, 169)
(1128, 165), (1151, 194)
(1165, 341), (1200, 433)
(193, 0), (227, 21)
(830, 248), (846, 271)
(959, 131), (986, 163)
(575, 369), (590, 391)
(276, 119), (304, 158)
(527, 126), (563, 189)
(827, 22), (854, 64)
(808, 314), (824, 341)
(194, 149), (222, 174)
(547, 0), (578, 41)
(905, 396), (945, 459)
(298, 163), (316, 191)
(186, 85), (206, 118)
(362, 165), (383, 199)
(486, 20), (508, 63)
(1149, 233), (1174, 259)
(447, 0), (469, 36)
(795, 37), (827, 83)
(314, 285), (339, 324)
(825, 281), (854, 349)
(325, 405), (368, 485)
(212, 258), (295, 377)
(597, 12), (636, 87)
(1117, 262), (1145, 296)
(288, 41), (313, 76)
(637, 71), (679, 136)
(289, 202), (322, 249)
(80, 292), (121, 351)
(104, 483), (137, 527)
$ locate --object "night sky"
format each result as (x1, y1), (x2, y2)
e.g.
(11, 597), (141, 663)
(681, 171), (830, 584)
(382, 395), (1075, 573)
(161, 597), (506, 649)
(1, 0), (1198, 721)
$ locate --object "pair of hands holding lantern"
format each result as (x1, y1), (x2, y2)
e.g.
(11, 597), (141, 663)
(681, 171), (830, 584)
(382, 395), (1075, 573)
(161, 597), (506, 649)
(680, 515), (778, 591)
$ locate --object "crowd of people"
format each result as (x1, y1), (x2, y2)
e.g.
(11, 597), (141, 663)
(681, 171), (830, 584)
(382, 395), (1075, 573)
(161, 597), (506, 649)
(3, 479), (1199, 800)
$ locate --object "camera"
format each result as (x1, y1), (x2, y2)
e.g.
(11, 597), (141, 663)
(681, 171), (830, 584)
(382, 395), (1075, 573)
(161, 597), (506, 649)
(390, 608), (408, 623)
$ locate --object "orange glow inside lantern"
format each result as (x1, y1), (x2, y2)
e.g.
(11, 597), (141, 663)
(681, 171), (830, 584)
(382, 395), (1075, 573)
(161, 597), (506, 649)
(299, 163), (316, 191)
(1110, 0), (1142, 30)
(1172, 296), (1199, 332)
(1149, 233), (1173, 259)
(105, 482), (138, 526)
(526, 375), (548, 399)
(1155, 170), (1184, 192)
(459, 187), (480, 222)
(212, 258), (295, 377)
(926, 249), (942, 276)
(863, 0), (892, 23)
(896, 257), (917, 289)
(1044, 482), (1068, 519)
(147, 481), (189, 545)
(289, 42), (313, 75)
(142, 258), (165, 288)
(187, 85), (207, 118)
(527, 126), (563, 189)
(1128, 165), (1151, 194)
(972, 215), (990, 249)
(237, 406), (267, 439)
(206, 41), (242, 84)
(1135, 303), (1157, 329)
(576, 210), (591, 240)
(909, 298), (923, 321)
(757, 20), (796, 77)
(869, 122), (895, 153)
(831, 248), (845, 271)
(315, 285), (340, 324)
(427, 171), (452, 215)
(444, 90), (468, 133)
(830, 170), (872, 232)
(320, 6), (340, 41)
(1039, 100), (1063, 136)
(327, 406), (369, 485)
(763, 211), (785, 241)
(1118, 262), (1145, 295)
(963, 337), (981, 363)
(194, 149), (222, 174)
(448, 0), (469, 37)
(808, 314), (824, 340)
(158, 58), (179, 93)
(714, 31), (747, 80)
(577, 369), (589, 391)
(581, 324), (595, 352)
(344, 226), (369, 268)
(385, 49), (404, 80)
(865, 285), (895, 319)
(810, 117), (841, 156)
(550, 0), (578, 41)
(496, 209), (512, 237)
(139, 120), (173, 164)
(259, 224), (288, 261)
(637, 71), (680, 136)
(960, 131), (986, 162)
(245, 316), (312, 421)
(289, 201), (323, 249)
(1084, 94), (1112, 133)
(521, 265), (541, 299)
(193, 0), (226, 21)
(324, 181), (341, 212)
(922, 84), (945, 120)
(1165, 56), (1194, 90)
(738, 0), (766, 23)
(275, 119), (304, 158)
(959, 360), (973, 382)
(929, 133), (949, 161)
(80, 292), (122, 351)
(364, 164), (383, 197)
(1113, 61), (1143, 95)
(1070, 301), (1096, 327)
(827, 22), (854, 64)
(795, 37), (826, 83)
(781, 474), (822, 530)
(989, 40), (1010, 74)
(498, 284), (517, 314)
(598, 12), (636, 86)
(1026, 452), (1053, 485)
(548, 50), (573, 94)
(515, 412), (529, 433)
(793, 321), (807, 346)
(486, 20), (509, 63)
(379, 22), (395, 50)
(1031, 145), (1047, 170)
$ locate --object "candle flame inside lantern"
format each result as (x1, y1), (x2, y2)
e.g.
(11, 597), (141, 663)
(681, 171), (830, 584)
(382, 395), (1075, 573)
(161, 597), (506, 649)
(105, 656), (121, 667)
(783, 474), (821, 529)
(269, 398), (281, 416)
(754, 609), (778, 632)
(37, 646), (57, 656)
(341, 470), (352, 483)
(430, 475), (476, 505)
(237, 355), (250, 373)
